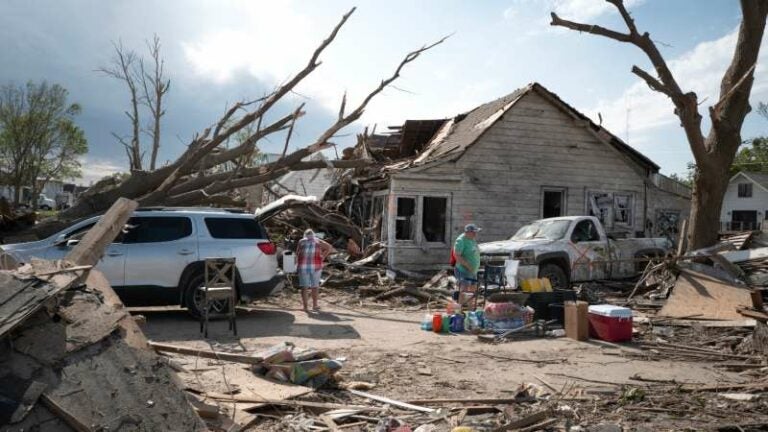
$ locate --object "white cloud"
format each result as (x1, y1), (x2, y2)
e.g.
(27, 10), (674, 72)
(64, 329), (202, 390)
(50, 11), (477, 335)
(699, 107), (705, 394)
(589, 26), (768, 141)
(77, 156), (125, 185)
(182, 1), (315, 85)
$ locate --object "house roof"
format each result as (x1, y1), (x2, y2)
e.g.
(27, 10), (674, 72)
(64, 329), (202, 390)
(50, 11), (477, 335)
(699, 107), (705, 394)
(731, 171), (768, 193)
(401, 82), (660, 173)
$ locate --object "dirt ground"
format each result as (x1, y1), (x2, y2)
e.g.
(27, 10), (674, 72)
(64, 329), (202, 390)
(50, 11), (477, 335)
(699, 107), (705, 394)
(132, 287), (767, 431)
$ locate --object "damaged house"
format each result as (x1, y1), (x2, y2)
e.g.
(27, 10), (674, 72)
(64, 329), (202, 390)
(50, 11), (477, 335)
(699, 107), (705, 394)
(352, 83), (690, 271)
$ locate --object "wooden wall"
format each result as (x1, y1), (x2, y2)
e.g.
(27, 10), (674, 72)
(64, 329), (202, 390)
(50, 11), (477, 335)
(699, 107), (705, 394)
(385, 90), (658, 271)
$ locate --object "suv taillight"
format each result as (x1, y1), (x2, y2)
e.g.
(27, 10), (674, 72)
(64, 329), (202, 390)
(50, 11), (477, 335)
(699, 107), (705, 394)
(257, 241), (276, 255)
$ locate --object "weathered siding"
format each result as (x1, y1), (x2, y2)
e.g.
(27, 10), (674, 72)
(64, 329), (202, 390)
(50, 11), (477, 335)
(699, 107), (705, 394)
(385, 90), (656, 271)
(646, 184), (690, 242)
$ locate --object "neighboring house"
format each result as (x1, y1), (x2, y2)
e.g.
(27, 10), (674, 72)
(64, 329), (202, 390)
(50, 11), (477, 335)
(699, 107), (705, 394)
(264, 153), (337, 203)
(720, 171), (768, 231)
(355, 82), (691, 271)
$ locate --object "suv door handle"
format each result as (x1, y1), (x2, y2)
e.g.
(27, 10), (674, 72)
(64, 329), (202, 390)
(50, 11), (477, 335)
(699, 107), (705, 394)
(107, 251), (123, 257)
(178, 249), (194, 256)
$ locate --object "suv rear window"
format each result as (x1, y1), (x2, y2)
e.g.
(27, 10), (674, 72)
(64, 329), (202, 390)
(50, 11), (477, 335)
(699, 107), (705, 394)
(205, 217), (267, 239)
(123, 217), (193, 243)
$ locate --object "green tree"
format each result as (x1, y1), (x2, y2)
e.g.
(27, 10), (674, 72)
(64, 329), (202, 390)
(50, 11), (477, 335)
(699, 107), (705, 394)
(0, 81), (88, 207)
(731, 136), (768, 174)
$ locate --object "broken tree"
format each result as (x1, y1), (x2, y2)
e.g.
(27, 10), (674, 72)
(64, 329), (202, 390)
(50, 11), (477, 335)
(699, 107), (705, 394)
(551, 0), (768, 250)
(27, 8), (445, 241)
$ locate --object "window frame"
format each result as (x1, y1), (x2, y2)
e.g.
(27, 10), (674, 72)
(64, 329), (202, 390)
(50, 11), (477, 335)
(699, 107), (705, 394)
(541, 186), (567, 219)
(585, 190), (636, 228)
(121, 216), (194, 244)
(738, 182), (753, 198)
(421, 195), (449, 245)
(394, 196), (417, 242)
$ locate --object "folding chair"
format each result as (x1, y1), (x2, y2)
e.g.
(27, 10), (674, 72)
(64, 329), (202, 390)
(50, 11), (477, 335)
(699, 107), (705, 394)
(480, 264), (507, 307)
(199, 258), (237, 338)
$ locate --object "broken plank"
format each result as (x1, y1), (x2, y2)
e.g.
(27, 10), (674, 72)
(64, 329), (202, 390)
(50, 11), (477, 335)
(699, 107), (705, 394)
(721, 246), (768, 263)
(406, 397), (524, 405)
(149, 341), (264, 364)
(205, 393), (384, 412)
(65, 198), (138, 267)
(347, 389), (435, 413)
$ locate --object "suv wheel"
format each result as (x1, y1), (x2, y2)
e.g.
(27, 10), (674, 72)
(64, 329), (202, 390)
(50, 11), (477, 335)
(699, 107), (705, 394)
(39, 205), (51, 211)
(539, 263), (569, 290)
(184, 272), (231, 319)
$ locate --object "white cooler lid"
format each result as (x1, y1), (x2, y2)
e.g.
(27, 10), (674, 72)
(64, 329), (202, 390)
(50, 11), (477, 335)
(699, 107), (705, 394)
(588, 304), (632, 318)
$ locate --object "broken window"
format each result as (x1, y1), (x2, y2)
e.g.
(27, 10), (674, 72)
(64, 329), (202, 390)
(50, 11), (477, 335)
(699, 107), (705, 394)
(422, 196), (447, 242)
(587, 191), (635, 227)
(542, 189), (565, 218)
(613, 194), (633, 225)
(395, 197), (416, 240)
(738, 183), (753, 198)
(587, 192), (613, 225)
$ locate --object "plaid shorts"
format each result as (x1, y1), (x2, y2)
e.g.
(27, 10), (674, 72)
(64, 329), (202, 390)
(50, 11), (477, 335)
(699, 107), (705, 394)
(298, 270), (322, 288)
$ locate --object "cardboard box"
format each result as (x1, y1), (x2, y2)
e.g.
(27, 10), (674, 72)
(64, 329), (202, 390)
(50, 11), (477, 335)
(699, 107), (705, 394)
(564, 300), (589, 341)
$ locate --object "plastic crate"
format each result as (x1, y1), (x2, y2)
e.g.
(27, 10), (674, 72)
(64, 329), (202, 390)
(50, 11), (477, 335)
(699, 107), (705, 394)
(524, 290), (576, 321)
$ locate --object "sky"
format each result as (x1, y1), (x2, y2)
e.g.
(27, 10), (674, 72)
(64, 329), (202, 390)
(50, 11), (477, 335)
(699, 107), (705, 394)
(1, 0), (766, 184)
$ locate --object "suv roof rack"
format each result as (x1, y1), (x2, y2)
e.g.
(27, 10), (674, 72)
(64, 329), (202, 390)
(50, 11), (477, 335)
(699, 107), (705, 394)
(135, 206), (250, 214)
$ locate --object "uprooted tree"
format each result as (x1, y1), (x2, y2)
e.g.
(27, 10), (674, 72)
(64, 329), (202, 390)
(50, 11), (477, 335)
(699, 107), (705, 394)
(552, 0), (768, 250)
(28, 8), (444, 239)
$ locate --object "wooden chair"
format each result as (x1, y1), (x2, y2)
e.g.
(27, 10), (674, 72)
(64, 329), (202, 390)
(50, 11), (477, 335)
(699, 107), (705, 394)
(199, 258), (237, 338)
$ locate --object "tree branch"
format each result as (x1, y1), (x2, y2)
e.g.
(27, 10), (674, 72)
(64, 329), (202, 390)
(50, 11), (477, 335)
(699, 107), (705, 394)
(550, 12), (631, 42)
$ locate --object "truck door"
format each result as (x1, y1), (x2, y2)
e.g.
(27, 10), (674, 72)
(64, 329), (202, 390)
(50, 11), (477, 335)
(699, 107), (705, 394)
(568, 219), (607, 281)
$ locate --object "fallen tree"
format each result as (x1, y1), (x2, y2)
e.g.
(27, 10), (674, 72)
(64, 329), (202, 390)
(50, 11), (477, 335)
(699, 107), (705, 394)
(26, 7), (445, 239)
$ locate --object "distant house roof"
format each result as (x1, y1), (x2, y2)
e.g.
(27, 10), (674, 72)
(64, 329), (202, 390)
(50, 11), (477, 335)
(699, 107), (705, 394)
(403, 82), (660, 173)
(731, 171), (768, 192)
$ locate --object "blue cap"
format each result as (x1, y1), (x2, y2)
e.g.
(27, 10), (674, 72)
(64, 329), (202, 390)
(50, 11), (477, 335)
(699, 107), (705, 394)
(464, 223), (481, 232)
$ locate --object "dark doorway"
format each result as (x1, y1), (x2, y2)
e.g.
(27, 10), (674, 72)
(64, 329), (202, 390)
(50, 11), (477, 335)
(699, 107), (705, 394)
(731, 210), (758, 230)
(542, 189), (565, 218)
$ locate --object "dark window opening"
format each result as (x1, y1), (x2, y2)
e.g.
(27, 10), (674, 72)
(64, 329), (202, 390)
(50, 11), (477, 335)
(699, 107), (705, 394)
(738, 183), (753, 198)
(123, 217), (192, 243)
(395, 197), (416, 240)
(542, 190), (564, 218)
(422, 196), (447, 242)
(571, 220), (600, 243)
(205, 217), (267, 239)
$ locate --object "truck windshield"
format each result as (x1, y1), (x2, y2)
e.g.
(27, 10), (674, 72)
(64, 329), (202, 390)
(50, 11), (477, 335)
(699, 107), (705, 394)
(511, 220), (570, 241)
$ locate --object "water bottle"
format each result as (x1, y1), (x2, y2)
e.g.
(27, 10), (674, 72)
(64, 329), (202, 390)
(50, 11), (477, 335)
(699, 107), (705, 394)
(432, 313), (443, 334)
(421, 314), (433, 331)
(450, 314), (464, 333)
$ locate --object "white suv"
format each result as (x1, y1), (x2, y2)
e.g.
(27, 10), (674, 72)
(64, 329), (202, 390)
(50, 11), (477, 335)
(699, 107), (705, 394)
(1, 208), (282, 317)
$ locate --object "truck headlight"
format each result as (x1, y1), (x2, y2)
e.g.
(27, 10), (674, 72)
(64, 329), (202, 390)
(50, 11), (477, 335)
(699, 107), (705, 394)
(513, 250), (535, 265)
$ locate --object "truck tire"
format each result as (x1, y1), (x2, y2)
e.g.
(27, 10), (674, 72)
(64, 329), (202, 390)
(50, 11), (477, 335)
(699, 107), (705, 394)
(184, 272), (231, 319)
(539, 263), (569, 290)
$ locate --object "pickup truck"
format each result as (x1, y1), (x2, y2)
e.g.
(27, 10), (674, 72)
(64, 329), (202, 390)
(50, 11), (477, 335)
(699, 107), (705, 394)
(478, 216), (673, 289)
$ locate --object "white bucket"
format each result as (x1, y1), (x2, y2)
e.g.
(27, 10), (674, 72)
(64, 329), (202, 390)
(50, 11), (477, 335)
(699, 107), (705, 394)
(282, 251), (297, 273)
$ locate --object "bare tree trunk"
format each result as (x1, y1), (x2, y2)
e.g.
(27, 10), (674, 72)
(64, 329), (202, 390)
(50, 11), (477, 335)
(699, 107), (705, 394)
(99, 42), (143, 171)
(688, 168), (729, 250)
(141, 34), (169, 171)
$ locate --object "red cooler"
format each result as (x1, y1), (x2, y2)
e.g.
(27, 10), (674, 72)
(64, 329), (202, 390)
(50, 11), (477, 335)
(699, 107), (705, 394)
(588, 305), (632, 342)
